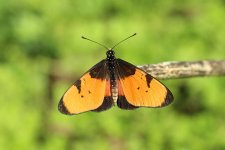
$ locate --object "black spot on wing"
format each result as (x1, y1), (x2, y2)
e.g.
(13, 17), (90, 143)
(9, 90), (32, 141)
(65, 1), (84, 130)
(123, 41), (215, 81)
(115, 59), (136, 79)
(117, 96), (138, 110)
(89, 60), (107, 80)
(92, 96), (114, 112)
(161, 89), (174, 107)
(58, 97), (71, 115)
(74, 80), (81, 93)
(145, 74), (153, 88)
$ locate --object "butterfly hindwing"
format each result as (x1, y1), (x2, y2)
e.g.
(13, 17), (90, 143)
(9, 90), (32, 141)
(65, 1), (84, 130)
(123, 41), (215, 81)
(92, 79), (114, 112)
(58, 60), (113, 115)
(117, 80), (138, 109)
(115, 59), (173, 108)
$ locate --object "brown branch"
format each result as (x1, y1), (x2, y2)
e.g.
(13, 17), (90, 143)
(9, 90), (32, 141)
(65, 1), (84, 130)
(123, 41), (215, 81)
(139, 60), (225, 80)
(50, 60), (225, 81)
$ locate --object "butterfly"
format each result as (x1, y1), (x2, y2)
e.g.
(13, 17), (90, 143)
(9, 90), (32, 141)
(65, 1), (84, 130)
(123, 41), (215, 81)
(58, 33), (173, 115)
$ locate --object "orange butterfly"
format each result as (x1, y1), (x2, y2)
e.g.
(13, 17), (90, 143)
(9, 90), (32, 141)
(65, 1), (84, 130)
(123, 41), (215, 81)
(58, 33), (173, 115)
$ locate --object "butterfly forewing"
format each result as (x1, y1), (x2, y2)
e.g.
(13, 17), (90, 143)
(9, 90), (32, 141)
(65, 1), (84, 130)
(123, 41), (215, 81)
(58, 60), (113, 115)
(115, 59), (173, 108)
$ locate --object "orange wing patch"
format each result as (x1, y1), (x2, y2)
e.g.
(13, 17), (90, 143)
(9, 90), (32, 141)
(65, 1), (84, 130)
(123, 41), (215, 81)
(92, 79), (114, 112)
(116, 59), (173, 108)
(58, 73), (106, 114)
(117, 80), (138, 109)
(120, 70), (172, 107)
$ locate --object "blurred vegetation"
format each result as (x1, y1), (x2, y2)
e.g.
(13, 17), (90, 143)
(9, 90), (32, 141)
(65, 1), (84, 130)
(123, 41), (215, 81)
(0, 0), (225, 150)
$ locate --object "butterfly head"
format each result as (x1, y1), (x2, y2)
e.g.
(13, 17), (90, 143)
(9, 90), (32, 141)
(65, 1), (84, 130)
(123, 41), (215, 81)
(106, 49), (115, 61)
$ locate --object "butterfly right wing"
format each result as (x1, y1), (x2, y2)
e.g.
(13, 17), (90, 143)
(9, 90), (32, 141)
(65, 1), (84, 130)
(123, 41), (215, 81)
(58, 60), (114, 115)
(115, 59), (173, 109)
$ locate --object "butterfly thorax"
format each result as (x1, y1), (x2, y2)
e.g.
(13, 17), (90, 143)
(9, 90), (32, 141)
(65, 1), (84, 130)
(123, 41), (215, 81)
(106, 50), (118, 103)
(106, 50), (116, 77)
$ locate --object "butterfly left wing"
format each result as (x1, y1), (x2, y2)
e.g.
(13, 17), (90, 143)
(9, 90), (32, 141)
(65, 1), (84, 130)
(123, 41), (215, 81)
(115, 59), (173, 109)
(58, 60), (114, 115)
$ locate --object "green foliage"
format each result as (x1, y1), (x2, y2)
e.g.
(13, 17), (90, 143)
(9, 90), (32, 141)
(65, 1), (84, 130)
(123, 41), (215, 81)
(0, 0), (225, 149)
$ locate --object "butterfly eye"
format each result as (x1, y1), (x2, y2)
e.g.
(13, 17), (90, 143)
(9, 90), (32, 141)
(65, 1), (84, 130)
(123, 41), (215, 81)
(106, 51), (110, 55)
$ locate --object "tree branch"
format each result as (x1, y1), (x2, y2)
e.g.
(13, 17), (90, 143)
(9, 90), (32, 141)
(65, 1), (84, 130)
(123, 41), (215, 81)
(50, 60), (225, 81)
(139, 60), (225, 80)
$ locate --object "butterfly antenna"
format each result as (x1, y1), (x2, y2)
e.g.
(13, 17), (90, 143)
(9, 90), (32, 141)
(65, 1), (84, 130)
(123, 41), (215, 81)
(111, 33), (137, 50)
(81, 36), (109, 50)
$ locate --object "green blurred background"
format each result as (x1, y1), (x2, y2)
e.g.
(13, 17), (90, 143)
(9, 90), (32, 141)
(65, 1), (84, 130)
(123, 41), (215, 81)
(0, 0), (225, 150)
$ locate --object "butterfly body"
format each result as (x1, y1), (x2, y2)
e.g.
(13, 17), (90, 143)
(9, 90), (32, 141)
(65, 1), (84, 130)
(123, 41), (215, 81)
(106, 50), (118, 103)
(58, 49), (174, 115)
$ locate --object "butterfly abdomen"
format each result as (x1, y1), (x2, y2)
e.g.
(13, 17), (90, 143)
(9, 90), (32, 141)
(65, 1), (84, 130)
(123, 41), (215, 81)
(111, 83), (118, 103)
